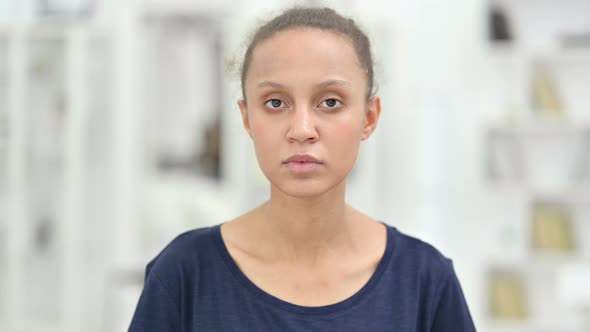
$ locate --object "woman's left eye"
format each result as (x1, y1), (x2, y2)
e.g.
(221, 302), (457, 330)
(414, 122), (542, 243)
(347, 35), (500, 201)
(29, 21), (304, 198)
(319, 98), (342, 108)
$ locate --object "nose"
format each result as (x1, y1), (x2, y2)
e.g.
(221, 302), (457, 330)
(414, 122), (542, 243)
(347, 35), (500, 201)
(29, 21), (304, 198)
(286, 105), (319, 143)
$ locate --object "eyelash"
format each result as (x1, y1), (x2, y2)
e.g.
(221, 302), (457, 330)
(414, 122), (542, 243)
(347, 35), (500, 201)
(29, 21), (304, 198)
(319, 98), (342, 109)
(263, 98), (342, 111)
(264, 99), (288, 110)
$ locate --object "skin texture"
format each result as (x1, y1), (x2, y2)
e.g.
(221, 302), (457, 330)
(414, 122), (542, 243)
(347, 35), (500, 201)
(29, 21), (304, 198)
(240, 28), (379, 199)
(221, 28), (385, 307)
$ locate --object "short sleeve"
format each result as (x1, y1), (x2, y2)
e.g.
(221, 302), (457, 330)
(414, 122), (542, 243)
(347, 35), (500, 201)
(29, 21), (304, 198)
(128, 263), (181, 332)
(430, 264), (476, 332)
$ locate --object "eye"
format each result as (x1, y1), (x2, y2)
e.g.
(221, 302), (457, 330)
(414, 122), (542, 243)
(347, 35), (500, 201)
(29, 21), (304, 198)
(319, 98), (342, 109)
(264, 98), (287, 110)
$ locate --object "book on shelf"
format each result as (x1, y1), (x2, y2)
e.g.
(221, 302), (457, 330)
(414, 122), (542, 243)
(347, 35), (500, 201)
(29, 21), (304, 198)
(530, 61), (564, 118)
(488, 269), (528, 320)
(531, 201), (576, 253)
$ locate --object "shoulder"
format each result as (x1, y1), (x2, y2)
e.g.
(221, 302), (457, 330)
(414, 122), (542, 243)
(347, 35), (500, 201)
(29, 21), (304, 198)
(157, 225), (218, 258)
(391, 226), (454, 275)
(144, 224), (221, 283)
(386, 225), (456, 293)
(385, 226), (475, 330)
(130, 225), (224, 330)
(389, 229), (476, 330)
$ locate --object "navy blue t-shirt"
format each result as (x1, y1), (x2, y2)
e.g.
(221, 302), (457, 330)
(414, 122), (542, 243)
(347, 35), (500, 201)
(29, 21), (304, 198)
(129, 223), (476, 331)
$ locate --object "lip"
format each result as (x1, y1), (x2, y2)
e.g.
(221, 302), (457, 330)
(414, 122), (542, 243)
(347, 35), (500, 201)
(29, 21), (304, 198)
(283, 154), (322, 163)
(283, 154), (322, 174)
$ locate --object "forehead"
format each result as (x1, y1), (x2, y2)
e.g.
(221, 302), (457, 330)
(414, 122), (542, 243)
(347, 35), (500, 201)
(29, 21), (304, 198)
(246, 28), (366, 86)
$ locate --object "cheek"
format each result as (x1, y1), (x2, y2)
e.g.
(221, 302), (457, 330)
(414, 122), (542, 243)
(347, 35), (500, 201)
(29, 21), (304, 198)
(250, 117), (276, 144)
(332, 110), (364, 139)
(325, 118), (364, 166)
(249, 118), (281, 167)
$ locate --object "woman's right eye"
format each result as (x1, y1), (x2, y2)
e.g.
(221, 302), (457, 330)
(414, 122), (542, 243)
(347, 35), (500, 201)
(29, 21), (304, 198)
(264, 99), (286, 110)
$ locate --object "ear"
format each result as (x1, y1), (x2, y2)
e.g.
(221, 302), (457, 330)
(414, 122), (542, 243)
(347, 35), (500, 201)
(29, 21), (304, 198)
(238, 99), (252, 137)
(361, 96), (381, 140)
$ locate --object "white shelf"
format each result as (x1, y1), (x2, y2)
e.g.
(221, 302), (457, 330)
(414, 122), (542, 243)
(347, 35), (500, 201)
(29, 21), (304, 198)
(486, 122), (590, 191)
(557, 263), (590, 307)
(489, 46), (590, 63)
(0, 320), (65, 332)
(488, 121), (590, 135)
(0, 25), (115, 332)
(484, 31), (590, 327)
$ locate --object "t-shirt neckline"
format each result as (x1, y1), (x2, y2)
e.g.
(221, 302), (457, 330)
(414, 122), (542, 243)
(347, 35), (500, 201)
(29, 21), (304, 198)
(211, 221), (396, 316)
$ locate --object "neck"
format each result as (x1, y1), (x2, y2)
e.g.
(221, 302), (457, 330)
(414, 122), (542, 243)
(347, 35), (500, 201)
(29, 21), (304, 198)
(257, 181), (358, 264)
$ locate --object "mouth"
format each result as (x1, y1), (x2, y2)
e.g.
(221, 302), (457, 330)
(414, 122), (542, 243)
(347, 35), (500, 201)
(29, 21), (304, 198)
(283, 154), (322, 173)
(283, 154), (321, 163)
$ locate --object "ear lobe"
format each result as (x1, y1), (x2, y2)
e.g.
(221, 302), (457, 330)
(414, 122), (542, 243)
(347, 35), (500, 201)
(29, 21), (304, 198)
(238, 99), (252, 137)
(361, 96), (381, 141)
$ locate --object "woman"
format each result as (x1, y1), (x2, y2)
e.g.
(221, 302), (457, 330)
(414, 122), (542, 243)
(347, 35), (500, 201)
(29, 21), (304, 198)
(129, 6), (476, 331)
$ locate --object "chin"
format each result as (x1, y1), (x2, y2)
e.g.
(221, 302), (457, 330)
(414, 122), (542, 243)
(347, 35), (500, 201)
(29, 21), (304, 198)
(270, 177), (346, 199)
(279, 188), (325, 199)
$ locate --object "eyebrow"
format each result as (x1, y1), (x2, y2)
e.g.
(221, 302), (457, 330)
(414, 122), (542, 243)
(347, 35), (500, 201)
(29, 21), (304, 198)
(256, 79), (350, 89)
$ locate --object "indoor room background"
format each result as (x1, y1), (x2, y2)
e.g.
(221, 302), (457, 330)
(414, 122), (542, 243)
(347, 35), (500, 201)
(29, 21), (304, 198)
(0, 0), (589, 331)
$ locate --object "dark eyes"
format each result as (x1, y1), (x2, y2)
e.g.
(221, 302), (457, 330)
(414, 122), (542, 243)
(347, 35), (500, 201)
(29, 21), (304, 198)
(265, 99), (286, 109)
(320, 98), (341, 108)
(263, 98), (342, 110)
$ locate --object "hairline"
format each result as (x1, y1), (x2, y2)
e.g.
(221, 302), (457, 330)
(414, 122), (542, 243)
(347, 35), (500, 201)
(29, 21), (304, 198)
(242, 26), (371, 104)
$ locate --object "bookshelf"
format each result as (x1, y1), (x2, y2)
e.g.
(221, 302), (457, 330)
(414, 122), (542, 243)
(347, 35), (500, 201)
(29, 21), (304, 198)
(483, 1), (590, 331)
(0, 24), (114, 332)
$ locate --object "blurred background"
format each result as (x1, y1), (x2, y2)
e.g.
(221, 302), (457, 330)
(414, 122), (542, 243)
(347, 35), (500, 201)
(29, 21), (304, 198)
(1, 0), (589, 331)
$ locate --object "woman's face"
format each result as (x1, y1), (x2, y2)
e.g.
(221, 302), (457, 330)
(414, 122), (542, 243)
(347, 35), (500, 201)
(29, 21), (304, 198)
(239, 28), (381, 198)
